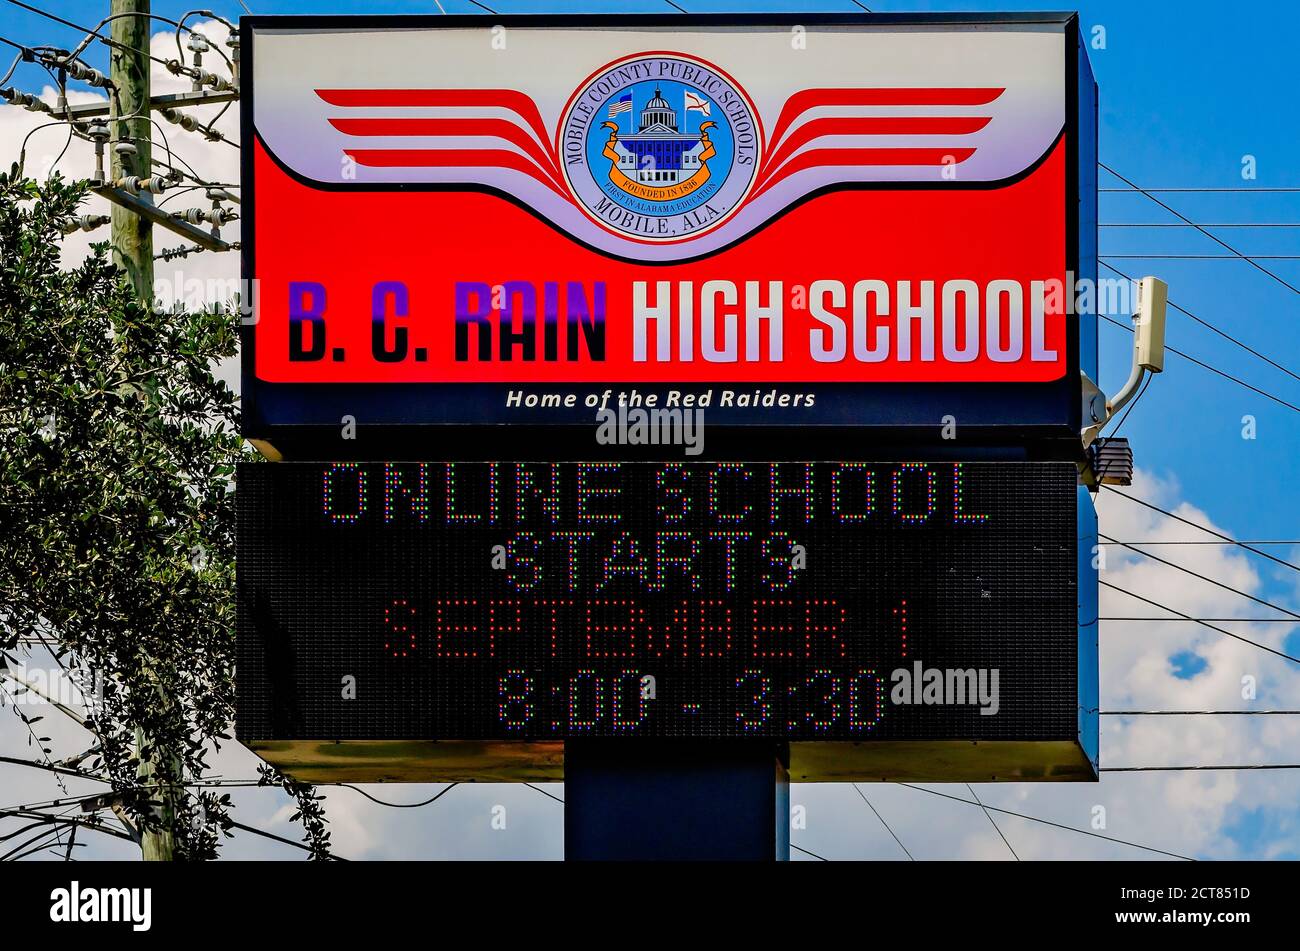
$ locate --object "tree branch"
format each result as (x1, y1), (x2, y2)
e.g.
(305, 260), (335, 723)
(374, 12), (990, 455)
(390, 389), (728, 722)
(2, 667), (90, 726)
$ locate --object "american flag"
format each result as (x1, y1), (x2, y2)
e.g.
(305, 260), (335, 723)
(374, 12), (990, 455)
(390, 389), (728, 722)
(607, 94), (633, 117)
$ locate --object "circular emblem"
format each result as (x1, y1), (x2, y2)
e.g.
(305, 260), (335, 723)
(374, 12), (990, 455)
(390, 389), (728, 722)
(559, 53), (761, 243)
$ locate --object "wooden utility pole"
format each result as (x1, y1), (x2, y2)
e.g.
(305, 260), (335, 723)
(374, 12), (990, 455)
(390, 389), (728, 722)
(109, 0), (153, 301)
(109, 0), (174, 861)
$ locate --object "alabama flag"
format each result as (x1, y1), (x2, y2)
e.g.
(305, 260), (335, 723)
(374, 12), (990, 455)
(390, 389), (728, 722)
(684, 90), (711, 115)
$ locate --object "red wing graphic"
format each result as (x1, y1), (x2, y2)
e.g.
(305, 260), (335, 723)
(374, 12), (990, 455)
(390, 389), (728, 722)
(316, 89), (571, 200)
(753, 87), (1005, 200)
(316, 85), (1006, 217)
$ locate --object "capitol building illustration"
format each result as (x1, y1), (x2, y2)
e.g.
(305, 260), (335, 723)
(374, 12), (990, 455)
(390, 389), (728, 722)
(610, 88), (709, 186)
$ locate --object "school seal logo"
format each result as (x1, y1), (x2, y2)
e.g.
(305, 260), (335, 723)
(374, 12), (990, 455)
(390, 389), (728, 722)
(558, 53), (761, 243)
(312, 46), (1012, 260)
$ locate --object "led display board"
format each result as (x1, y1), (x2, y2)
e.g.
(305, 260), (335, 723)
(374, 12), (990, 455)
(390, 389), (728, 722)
(240, 13), (1098, 459)
(237, 461), (1094, 781)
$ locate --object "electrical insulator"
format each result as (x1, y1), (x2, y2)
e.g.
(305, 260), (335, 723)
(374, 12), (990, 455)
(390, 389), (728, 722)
(61, 214), (111, 235)
(226, 33), (240, 89)
(61, 60), (110, 89)
(161, 107), (201, 132)
(189, 34), (206, 92)
(176, 206), (238, 227)
(2, 88), (52, 113)
(195, 70), (233, 92)
(88, 120), (109, 185)
(119, 176), (168, 195)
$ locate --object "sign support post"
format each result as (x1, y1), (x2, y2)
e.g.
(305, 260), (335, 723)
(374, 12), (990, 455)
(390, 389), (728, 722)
(564, 741), (789, 861)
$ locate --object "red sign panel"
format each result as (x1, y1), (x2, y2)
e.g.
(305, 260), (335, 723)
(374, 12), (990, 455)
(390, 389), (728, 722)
(242, 15), (1092, 448)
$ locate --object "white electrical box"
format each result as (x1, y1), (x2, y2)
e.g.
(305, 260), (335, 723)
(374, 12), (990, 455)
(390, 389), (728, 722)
(1135, 276), (1168, 372)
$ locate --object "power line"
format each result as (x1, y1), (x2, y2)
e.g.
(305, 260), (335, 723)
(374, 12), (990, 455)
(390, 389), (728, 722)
(1100, 581), (1300, 665)
(1098, 541), (1300, 546)
(1101, 487), (1300, 573)
(0, 813), (110, 846)
(48, 118), (73, 173)
(1102, 259), (1300, 384)
(1103, 373), (1149, 440)
(1100, 162), (1300, 297)
(0, 32), (36, 59)
(1101, 222), (1300, 228)
(1101, 313), (1300, 414)
(2, 0), (180, 73)
(165, 14), (233, 73)
(967, 783), (1019, 860)
(791, 843), (830, 861)
(2, 822), (74, 861)
(1101, 186), (1300, 193)
(1099, 533), (1300, 619)
(225, 819), (347, 859)
(0, 792), (104, 815)
(1102, 710), (1300, 715)
(0, 803), (99, 859)
(851, 783), (913, 860)
(1, 50), (27, 86)
(1102, 617), (1300, 622)
(664, 0), (688, 12)
(16, 120), (69, 177)
(1102, 254), (1300, 260)
(523, 782), (564, 805)
(83, 10), (231, 73)
(0, 766), (478, 804)
(898, 784), (1196, 860)
(334, 783), (457, 808)
(1102, 764), (1300, 772)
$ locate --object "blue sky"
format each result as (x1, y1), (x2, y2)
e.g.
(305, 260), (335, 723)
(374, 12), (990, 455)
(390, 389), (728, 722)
(2, 0), (1297, 860)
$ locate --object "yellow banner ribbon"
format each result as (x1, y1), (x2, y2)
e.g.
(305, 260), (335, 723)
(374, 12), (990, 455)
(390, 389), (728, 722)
(601, 120), (717, 204)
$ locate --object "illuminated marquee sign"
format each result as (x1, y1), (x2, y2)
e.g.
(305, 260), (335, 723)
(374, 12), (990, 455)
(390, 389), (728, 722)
(240, 14), (1098, 457)
(237, 462), (1080, 757)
